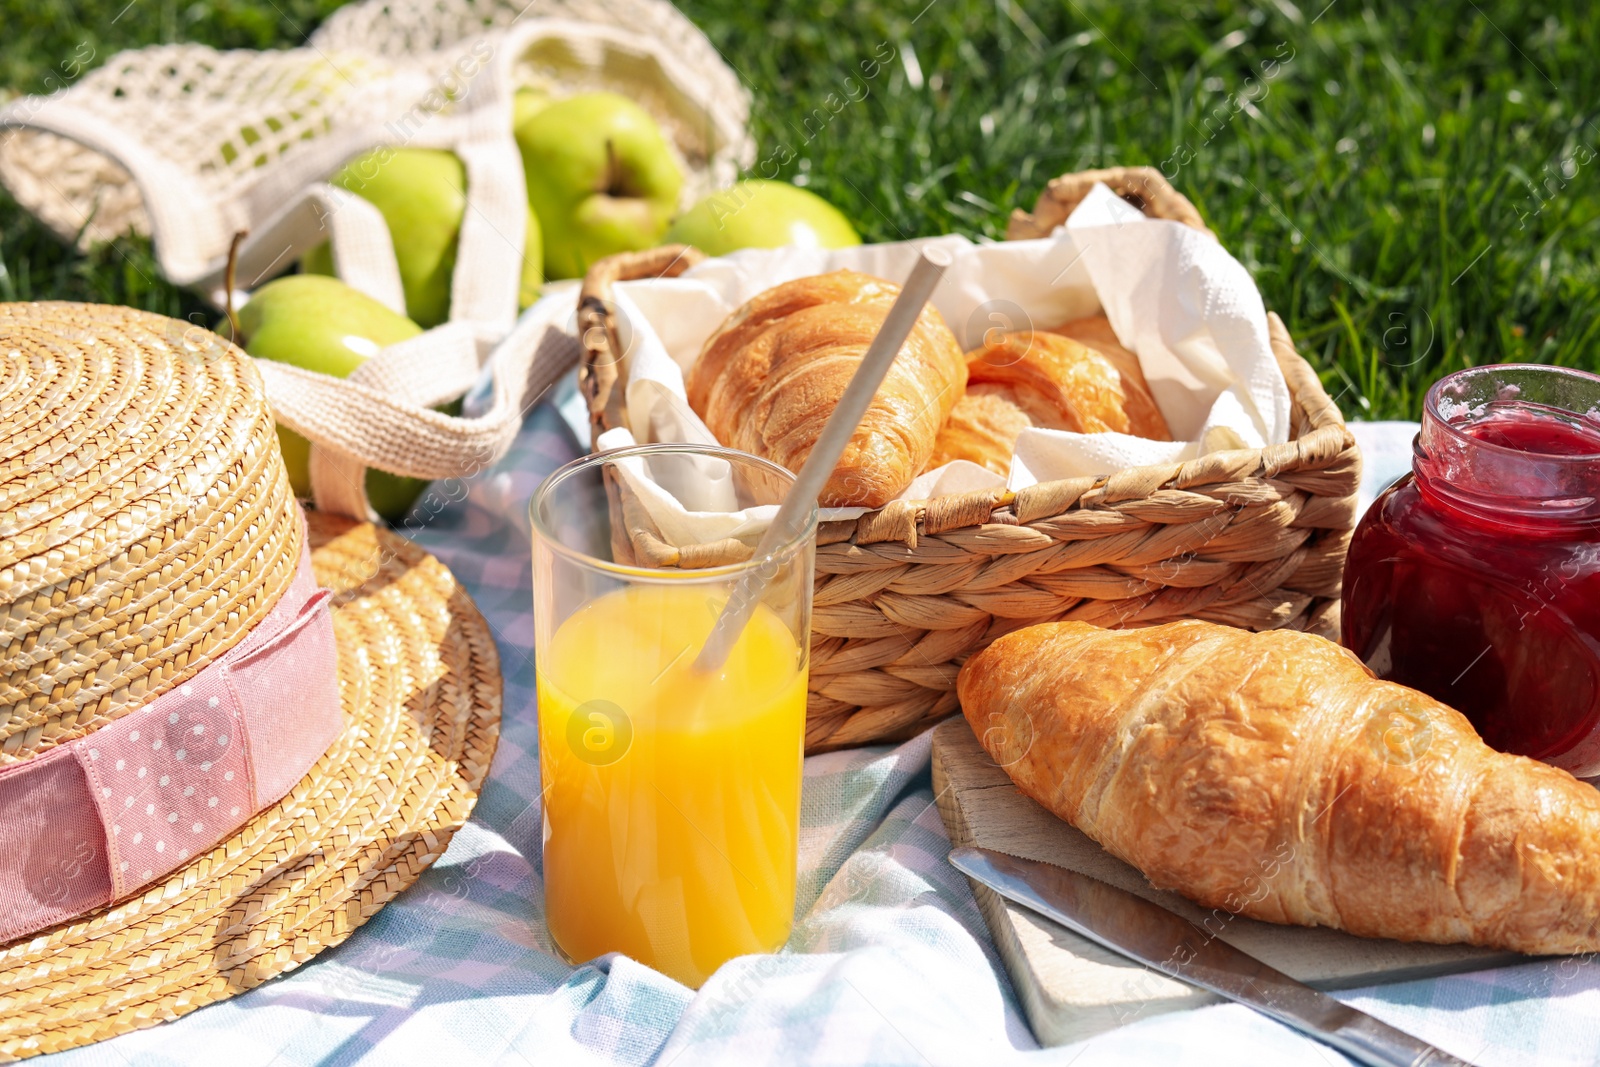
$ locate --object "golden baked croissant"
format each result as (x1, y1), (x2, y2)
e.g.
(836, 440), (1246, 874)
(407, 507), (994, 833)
(966, 329), (1171, 442)
(927, 392), (1032, 476)
(1050, 315), (1169, 440)
(686, 270), (967, 508)
(958, 619), (1600, 955)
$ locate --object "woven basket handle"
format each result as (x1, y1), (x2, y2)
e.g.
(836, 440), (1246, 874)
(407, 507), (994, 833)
(1006, 166), (1346, 437)
(1006, 165), (1212, 240)
(577, 244), (707, 448)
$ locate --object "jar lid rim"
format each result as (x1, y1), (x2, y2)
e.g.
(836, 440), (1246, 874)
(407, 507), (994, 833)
(1424, 363), (1600, 462)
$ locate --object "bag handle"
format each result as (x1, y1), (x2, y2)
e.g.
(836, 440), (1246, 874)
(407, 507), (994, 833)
(257, 305), (583, 522)
(216, 51), (533, 521)
(291, 59), (528, 519)
(217, 183), (408, 315)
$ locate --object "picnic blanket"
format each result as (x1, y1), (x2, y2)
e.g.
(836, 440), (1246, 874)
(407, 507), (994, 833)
(40, 394), (1600, 1067)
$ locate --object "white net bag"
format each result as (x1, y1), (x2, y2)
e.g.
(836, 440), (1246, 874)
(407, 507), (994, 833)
(0, 0), (754, 520)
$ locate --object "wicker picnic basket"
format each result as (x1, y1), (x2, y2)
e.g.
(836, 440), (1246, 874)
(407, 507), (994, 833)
(578, 166), (1361, 753)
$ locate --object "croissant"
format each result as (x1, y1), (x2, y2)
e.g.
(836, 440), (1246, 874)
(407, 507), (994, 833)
(1050, 315), (1169, 440)
(686, 270), (967, 508)
(957, 619), (1600, 955)
(967, 329), (1171, 441)
(926, 391), (1032, 476)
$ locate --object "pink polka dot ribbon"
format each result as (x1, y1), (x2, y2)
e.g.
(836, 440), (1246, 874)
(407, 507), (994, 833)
(0, 530), (342, 943)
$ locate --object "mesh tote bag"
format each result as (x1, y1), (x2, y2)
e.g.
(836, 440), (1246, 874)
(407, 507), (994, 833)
(0, 0), (754, 519)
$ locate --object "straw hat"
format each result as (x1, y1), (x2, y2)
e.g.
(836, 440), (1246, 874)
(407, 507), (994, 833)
(0, 302), (501, 1058)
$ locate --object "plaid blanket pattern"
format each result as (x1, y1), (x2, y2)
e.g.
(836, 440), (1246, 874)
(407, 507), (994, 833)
(38, 394), (1600, 1066)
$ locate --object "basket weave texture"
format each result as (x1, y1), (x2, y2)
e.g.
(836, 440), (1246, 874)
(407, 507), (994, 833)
(579, 168), (1361, 753)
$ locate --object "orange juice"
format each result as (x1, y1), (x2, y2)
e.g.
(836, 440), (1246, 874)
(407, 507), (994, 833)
(537, 583), (807, 987)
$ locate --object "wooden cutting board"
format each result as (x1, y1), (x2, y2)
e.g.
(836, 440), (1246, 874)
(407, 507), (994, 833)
(930, 716), (1523, 1046)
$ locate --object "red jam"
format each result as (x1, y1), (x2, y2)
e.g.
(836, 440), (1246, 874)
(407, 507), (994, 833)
(1342, 365), (1600, 776)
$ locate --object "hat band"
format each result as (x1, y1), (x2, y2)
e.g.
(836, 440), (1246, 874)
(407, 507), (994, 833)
(0, 525), (342, 944)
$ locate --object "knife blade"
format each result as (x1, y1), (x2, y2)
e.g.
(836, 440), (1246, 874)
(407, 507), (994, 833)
(949, 846), (1476, 1067)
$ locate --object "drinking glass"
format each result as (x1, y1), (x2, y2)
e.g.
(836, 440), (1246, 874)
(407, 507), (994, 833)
(530, 443), (815, 987)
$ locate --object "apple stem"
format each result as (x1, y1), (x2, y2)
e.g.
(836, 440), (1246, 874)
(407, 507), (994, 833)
(603, 138), (621, 196)
(224, 229), (248, 344)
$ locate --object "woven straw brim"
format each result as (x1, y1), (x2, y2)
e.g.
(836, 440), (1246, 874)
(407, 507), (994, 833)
(0, 512), (501, 1060)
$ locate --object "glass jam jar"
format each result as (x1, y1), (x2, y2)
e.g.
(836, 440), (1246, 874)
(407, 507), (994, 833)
(1342, 364), (1600, 777)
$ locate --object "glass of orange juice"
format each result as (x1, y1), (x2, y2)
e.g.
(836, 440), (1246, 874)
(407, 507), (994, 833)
(530, 443), (815, 988)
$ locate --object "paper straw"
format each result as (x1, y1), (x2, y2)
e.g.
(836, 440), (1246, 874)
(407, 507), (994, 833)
(693, 246), (953, 673)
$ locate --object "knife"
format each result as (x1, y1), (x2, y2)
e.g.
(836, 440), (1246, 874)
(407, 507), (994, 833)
(949, 846), (1476, 1067)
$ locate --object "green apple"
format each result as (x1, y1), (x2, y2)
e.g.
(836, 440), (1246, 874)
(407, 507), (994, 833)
(302, 147), (545, 325)
(515, 92), (683, 279)
(517, 207), (544, 310)
(239, 274), (431, 523)
(665, 179), (861, 255)
(301, 148), (463, 328)
(513, 86), (551, 131)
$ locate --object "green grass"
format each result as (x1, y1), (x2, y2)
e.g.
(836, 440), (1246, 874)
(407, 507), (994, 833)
(3, 0), (1599, 420)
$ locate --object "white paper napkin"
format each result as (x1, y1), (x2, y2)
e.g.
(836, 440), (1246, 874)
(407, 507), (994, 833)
(593, 182), (1292, 542)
